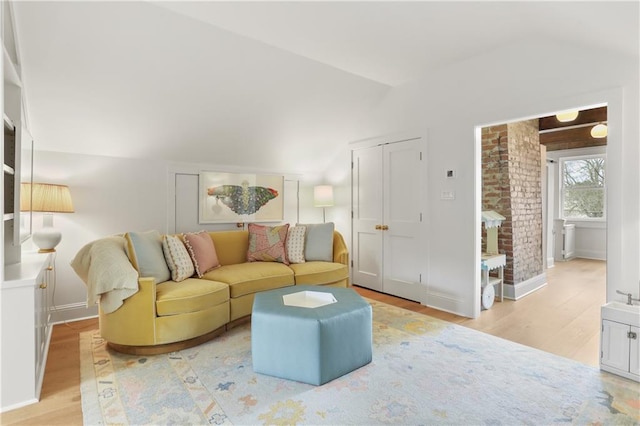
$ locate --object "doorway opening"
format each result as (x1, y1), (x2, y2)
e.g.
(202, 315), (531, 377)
(476, 105), (608, 364)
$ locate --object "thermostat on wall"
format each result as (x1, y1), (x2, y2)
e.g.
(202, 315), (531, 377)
(446, 170), (455, 178)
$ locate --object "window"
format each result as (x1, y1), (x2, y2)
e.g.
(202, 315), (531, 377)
(560, 154), (606, 220)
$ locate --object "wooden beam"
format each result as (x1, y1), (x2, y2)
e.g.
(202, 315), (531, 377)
(539, 106), (607, 131)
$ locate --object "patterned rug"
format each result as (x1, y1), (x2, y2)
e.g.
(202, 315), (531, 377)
(80, 300), (640, 425)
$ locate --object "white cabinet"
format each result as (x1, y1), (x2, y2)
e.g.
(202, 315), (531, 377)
(1, 252), (54, 412)
(600, 302), (640, 382)
(351, 137), (426, 302)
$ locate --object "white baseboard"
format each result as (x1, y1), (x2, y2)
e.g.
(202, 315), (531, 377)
(503, 273), (547, 300)
(50, 302), (98, 324)
(574, 249), (606, 261)
(546, 257), (555, 268)
(425, 290), (468, 318)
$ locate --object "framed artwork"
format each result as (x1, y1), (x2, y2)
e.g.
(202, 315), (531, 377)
(199, 172), (284, 223)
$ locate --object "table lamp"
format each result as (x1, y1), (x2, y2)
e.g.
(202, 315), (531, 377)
(22, 183), (74, 252)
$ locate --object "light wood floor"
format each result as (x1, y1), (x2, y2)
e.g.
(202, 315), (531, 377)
(1, 258), (605, 425)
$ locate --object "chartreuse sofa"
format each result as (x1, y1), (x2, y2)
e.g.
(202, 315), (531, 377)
(71, 223), (349, 355)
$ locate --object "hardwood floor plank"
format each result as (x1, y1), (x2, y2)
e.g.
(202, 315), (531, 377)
(1, 258), (606, 424)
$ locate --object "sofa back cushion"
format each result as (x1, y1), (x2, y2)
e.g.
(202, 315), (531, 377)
(208, 231), (250, 266)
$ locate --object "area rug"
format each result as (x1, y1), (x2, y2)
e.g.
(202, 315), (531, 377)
(80, 300), (640, 425)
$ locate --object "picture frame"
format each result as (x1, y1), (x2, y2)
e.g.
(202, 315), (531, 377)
(199, 171), (284, 224)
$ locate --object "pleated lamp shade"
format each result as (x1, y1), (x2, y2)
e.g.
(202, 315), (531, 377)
(21, 183), (74, 252)
(21, 183), (74, 213)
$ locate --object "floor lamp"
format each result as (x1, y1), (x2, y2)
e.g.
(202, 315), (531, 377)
(22, 183), (75, 253)
(313, 185), (334, 223)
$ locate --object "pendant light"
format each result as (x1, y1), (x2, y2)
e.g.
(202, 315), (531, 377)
(590, 123), (608, 138)
(555, 110), (579, 122)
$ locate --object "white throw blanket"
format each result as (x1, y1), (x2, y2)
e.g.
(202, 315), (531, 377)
(70, 236), (139, 314)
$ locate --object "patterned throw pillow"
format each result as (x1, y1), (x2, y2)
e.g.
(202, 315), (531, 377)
(162, 235), (195, 282)
(183, 231), (220, 278)
(124, 230), (171, 283)
(286, 225), (306, 263)
(247, 223), (290, 265)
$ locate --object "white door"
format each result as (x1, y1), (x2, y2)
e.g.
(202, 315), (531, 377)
(382, 140), (425, 301)
(352, 145), (384, 291)
(352, 138), (426, 302)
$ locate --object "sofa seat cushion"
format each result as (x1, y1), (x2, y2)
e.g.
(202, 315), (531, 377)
(156, 278), (229, 316)
(289, 261), (349, 285)
(203, 262), (294, 298)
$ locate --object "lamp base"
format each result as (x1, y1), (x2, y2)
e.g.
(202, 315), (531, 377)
(33, 213), (62, 253)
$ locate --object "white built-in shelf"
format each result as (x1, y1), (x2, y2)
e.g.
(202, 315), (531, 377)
(4, 213), (15, 221)
(3, 164), (15, 175)
(3, 113), (14, 130)
(2, 44), (22, 88)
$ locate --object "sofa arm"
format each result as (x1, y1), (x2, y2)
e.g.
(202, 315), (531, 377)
(99, 277), (157, 346)
(333, 231), (349, 266)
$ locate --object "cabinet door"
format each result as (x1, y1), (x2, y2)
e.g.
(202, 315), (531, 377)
(352, 145), (384, 291)
(382, 140), (425, 302)
(34, 265), (49, 381)
(601, 319), (630, 372)
(631, 326), (640, 376)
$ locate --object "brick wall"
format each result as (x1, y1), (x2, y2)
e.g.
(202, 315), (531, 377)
(482, 120), (543, 285)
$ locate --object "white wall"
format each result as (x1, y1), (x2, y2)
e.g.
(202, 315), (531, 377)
(336, 37), (639, 317)
(30, 37), (639, 322)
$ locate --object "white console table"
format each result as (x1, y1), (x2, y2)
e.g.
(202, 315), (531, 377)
(481, 253), (506, 304)
(1, 252), (54, 412)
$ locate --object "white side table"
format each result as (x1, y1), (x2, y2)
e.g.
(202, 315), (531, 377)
(481, 253), (506, 303)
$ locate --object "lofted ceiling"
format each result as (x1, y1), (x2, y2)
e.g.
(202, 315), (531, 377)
(9, 1), (638, 174)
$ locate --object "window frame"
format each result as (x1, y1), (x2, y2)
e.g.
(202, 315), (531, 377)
(559, 153), (607, 222)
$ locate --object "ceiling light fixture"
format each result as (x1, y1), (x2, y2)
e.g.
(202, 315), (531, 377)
(555, 110), (579, 122)
(590, 123), (608, 139)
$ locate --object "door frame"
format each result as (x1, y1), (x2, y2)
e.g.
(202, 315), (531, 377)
(474, 88), (623, 317)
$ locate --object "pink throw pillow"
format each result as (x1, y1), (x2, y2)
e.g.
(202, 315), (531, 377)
(182, 231), (220, 278)
(247, 223), (290, 265)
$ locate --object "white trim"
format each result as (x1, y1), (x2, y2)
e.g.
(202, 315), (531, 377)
(34, 324), (53, 402)
(574, 250), (607, 261)
(0, 397), (38, 414)
(503, 273), (547, 300)
(50, 302), (98, 324)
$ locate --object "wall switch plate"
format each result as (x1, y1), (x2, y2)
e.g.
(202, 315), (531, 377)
(441, 190), (455, 200)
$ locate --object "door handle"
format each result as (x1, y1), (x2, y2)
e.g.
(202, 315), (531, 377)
(375, 225), (382, 230)
(381, 225), (389, 231)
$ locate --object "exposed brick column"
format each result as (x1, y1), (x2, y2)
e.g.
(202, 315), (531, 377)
(506, 120), (543, 284)
(482, 120), (543, 285)
(482, 125), (513, 283)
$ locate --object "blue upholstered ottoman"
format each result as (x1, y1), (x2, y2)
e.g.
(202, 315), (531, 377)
(251, 285), (372, 385)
